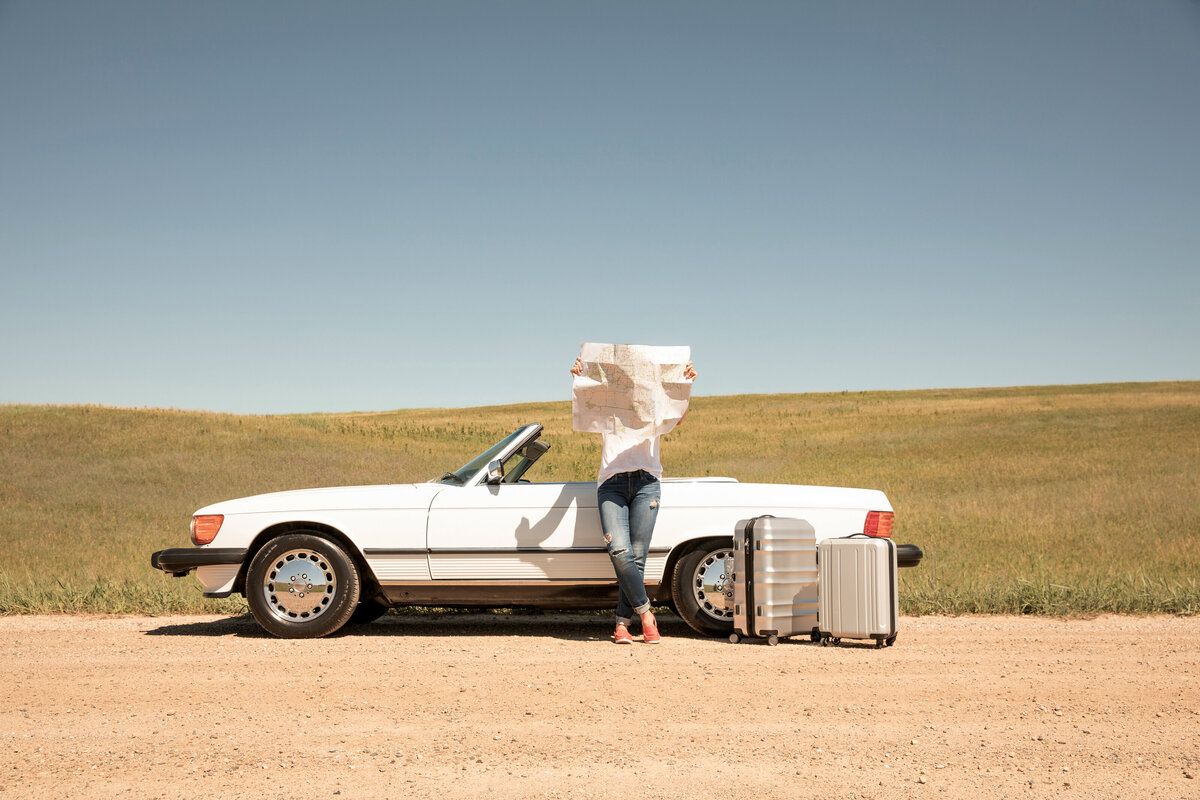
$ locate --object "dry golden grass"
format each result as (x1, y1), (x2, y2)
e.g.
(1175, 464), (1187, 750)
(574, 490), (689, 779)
(1, 381), (1197, 615)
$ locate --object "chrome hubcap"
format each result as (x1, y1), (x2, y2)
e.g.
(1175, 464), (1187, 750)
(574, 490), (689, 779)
(692, 548), (735, 622)
(263, 550), (336, 621)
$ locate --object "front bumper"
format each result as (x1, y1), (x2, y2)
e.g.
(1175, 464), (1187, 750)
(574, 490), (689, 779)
(150, 547), (247, 577)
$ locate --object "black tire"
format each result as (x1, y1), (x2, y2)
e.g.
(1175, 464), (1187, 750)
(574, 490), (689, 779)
(348, 597), (390, 625)
(246, 533), (361, 639)
(885, 633), (898, 647)
(670, 539), (735, 637)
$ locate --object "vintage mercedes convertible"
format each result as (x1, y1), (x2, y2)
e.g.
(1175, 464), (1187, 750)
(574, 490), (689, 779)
(152, 423), (922, 638)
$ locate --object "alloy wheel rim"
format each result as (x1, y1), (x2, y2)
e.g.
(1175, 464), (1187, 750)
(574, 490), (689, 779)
(691, 547), (734, 622)
(263, 549), (336, 622)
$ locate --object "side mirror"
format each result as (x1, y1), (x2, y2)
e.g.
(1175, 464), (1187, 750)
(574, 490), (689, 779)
(486, 459), (504, 485)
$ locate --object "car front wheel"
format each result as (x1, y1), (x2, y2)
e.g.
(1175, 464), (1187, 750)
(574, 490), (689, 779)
(671, 539), (736, 637)
(246, 533), (361, 638)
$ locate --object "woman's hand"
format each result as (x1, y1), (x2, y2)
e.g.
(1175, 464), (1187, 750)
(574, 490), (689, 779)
(674, 362), (697, 431)
(575, 357), (693, 379)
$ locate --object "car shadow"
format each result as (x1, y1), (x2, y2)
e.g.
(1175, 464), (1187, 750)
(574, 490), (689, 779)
(350, 611), (704, 642)
(143, 615), (264, 637)
(142, 611), (712, 642)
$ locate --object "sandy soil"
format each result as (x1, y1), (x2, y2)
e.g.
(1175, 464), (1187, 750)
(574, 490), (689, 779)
(1, 613), (1197, 799)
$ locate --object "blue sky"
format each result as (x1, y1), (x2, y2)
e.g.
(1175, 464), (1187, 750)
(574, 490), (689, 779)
(2, 1), (1197, 413)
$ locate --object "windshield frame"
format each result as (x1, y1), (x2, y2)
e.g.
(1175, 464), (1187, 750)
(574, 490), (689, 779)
(436, 424), (543, 486)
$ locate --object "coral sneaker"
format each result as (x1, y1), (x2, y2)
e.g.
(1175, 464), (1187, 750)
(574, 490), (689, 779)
(642, 618), (661, 644)
(613, 624), (633, 645)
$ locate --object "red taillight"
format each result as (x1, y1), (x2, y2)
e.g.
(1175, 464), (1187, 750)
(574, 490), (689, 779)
(190, 515), (224, 545)
(863, 511), (893, 538)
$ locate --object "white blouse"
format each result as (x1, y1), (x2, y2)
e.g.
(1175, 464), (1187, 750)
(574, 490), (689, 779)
(597, 429), (662, 486)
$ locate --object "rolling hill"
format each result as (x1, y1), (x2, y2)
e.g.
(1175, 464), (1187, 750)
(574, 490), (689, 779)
(2, 381), (1196, 615)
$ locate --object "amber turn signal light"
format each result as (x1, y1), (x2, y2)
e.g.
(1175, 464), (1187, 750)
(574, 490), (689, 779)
(190, 514), (224, 545)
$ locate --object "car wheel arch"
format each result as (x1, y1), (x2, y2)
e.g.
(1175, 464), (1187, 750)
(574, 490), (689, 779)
(236, 521), (380, 599)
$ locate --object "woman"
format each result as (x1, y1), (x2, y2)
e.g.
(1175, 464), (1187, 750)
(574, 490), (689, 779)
(571, 356), (698, 644)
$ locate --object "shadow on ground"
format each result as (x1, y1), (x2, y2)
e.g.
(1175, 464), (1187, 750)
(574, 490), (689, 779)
(142, 611), (728, 642)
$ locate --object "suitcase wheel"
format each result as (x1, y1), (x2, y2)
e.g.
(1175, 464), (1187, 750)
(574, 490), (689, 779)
(766, 635), (779, 647)
(885, 634), (897, 648)
(729, 633), (741, 644)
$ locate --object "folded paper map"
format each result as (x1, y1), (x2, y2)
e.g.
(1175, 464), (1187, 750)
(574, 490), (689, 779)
(572, 343), (692, 436)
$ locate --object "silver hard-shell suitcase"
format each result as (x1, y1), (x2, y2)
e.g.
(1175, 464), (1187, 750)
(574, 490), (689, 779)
(729, 516), (819, 645)
(817, 535), (898, 648)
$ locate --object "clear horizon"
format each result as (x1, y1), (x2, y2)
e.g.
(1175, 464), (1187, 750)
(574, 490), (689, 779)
(4, 378), (1193, 417)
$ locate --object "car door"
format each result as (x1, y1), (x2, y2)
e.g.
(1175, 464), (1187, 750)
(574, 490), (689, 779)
(426, 480), (609, 581)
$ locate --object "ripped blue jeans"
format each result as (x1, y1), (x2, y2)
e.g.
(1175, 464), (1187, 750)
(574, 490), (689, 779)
(597, 470), (661, 624)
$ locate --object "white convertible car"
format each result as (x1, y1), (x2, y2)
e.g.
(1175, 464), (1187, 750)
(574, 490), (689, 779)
(152, 423), (922, 638)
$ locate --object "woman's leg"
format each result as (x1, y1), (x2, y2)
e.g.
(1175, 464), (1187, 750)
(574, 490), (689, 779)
(626, 474), (662, 641)
(598, 475), (652, 623)
(615, 589), (633, 626)
(626, 474), (661, 581)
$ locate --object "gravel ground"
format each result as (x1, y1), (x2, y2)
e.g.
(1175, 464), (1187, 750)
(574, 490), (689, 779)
(1, 613), (1197, 799)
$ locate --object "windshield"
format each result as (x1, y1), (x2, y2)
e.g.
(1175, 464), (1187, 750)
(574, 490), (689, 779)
(436, 428), (529, 485)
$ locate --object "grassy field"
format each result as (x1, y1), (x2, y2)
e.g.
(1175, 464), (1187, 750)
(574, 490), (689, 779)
(1, 381), (1197, 616)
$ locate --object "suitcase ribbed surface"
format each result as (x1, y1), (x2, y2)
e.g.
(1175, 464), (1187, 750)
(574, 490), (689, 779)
(817, 536), (898, 642)
(732, 517), (818, 639)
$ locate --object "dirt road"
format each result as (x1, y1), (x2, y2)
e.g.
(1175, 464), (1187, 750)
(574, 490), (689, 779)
(1, 614), (1196, 799)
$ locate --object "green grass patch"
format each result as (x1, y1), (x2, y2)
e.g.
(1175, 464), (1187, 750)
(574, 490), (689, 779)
(2, 381), (1197, 615)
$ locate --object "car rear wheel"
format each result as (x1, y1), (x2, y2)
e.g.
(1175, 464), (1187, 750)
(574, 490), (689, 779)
(246, 533), (360, 638)
(671, 539), (736, 637)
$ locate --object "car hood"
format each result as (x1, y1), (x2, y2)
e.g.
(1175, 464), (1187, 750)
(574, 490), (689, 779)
(195, 482), (444, 516)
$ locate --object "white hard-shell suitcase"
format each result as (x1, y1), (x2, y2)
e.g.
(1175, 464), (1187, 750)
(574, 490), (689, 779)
(817, 535), (899, 648)
(729, 516), (819, 646)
